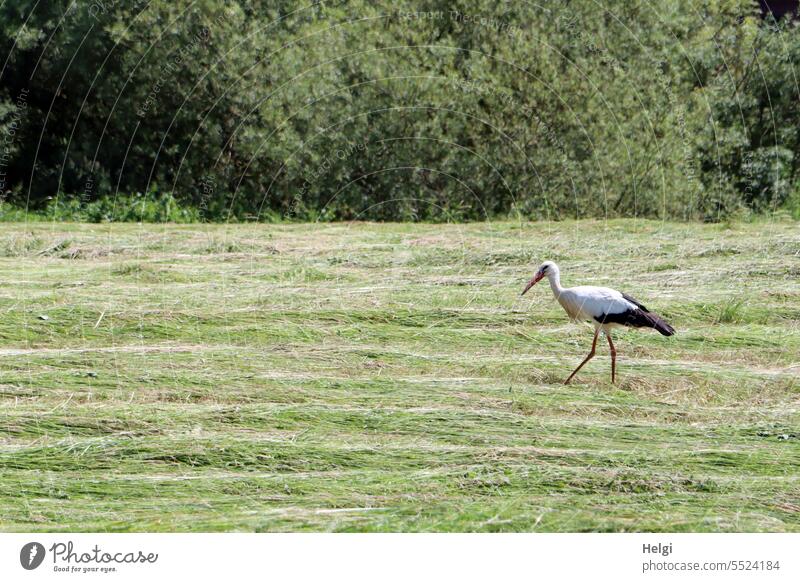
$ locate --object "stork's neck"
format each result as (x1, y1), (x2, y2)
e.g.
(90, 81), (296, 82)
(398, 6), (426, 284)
(547, 272), (564, 297)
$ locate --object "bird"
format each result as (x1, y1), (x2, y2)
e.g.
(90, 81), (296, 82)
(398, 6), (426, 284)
(521, 261), (674, 384)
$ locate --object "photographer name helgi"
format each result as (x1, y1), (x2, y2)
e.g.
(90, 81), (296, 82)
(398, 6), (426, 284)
(20, 540), (158, 574)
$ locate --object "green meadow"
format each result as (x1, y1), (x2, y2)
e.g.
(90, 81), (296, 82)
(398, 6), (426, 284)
(0, 219), (798, 532)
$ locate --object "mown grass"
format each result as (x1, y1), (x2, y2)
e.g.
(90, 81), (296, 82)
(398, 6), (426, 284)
(0, 219), (798, 532)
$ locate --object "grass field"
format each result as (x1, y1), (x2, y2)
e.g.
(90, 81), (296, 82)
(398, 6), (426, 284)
(0, 219), (798, 532)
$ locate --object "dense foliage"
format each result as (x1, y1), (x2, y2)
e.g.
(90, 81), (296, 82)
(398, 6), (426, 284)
(1, 0), (799, 221)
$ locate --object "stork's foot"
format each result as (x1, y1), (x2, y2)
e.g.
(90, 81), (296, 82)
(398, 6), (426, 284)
(563, 328), (600, 385)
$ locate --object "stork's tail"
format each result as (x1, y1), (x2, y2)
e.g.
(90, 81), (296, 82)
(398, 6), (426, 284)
(643, 312), (675, 336)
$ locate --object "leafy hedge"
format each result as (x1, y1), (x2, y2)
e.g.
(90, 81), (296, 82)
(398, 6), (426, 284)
(1, 0), (799, 221)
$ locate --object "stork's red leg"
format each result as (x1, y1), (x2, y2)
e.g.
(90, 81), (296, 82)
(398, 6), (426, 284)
(606, 333), (617, 383)
(564, 328), (600, 385)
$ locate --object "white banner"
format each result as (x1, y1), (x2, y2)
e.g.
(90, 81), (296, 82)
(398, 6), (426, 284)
(1, 533), (797, 581)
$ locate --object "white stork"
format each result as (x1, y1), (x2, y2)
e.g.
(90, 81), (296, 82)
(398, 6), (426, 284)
(521, 261), (674, 384)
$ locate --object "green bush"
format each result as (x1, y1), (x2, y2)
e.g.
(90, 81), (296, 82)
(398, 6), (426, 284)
(1, 0), (799, 222)
(39, 191), (201, 223)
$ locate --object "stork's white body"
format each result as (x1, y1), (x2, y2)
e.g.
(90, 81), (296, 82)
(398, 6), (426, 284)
(549, 283), (639, 332)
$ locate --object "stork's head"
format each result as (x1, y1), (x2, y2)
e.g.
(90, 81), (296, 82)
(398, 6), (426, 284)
(521, 261), (558, 295)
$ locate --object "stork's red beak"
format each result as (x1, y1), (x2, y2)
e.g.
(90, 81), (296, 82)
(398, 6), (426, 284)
(521, 273), (543, 296)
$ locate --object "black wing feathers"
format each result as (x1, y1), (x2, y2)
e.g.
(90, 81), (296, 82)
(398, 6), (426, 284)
(622, 293), (650, 312)
(594, 293), (676, 336)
